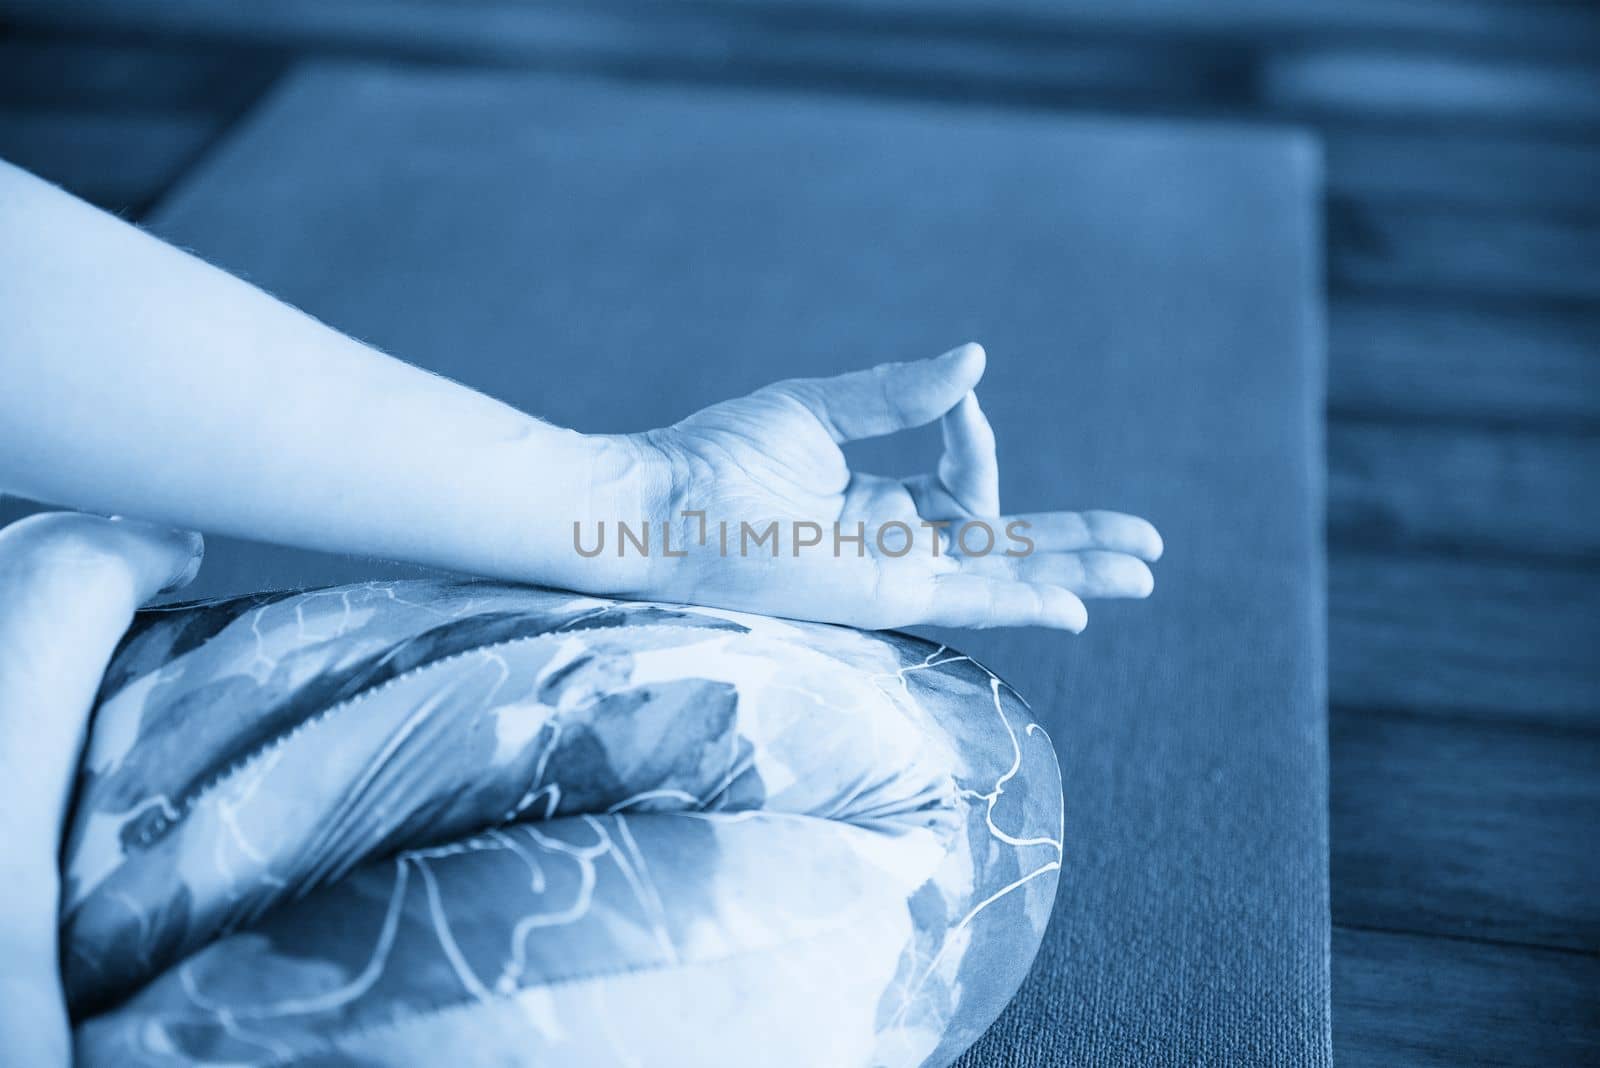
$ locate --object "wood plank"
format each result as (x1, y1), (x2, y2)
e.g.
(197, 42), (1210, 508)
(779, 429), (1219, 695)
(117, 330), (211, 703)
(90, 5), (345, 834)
(6, 3), (1595, 125)
(1329, 297), (1600, 430)
(0, 35), (284, 112)
(1329, 421), (1600, 559)
(0, 4), (1239, 109)
(1322, 126), (1600, 218)
(1332, 710), (1600, 952)
(0, 110), (221, 212)
(1329, 199), (1600, 301)
(1330, 550), (1600, 727)
(1333, 926), (1600, 1067)
(7, 0), (1600, 58)
(1264, 49), (1600, 130)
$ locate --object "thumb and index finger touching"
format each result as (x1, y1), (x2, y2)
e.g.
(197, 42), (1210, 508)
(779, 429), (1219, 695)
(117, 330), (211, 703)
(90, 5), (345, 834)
(777, 341), (1001, 514)
(774, 342), (990, 447)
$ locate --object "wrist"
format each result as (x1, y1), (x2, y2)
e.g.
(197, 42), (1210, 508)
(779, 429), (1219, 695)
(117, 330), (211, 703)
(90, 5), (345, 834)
(555, 429), (668, 539)
(509, 428), (670, 594)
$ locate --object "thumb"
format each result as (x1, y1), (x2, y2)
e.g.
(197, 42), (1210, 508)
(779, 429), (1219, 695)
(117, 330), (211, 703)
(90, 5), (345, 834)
(774, 343), (985, 444)
(0, 513), (204, 603)
(104, 516), (206, 598)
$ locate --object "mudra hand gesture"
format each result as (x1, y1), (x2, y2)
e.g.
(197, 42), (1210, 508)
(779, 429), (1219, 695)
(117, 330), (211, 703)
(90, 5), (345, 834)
(597, 344), (1162, 631)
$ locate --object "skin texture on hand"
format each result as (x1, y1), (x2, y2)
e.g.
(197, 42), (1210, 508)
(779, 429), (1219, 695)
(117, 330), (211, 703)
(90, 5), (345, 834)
(0, 513), (203, 1068)
(599, 344), (1162, 632)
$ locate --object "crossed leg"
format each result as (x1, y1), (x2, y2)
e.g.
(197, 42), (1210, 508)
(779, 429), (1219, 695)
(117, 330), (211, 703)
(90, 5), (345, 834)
(54, 579), (1061, 1067)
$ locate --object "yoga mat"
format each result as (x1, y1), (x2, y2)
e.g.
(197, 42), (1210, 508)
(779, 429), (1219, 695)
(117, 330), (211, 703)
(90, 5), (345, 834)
(147, 64), (1329, 1066)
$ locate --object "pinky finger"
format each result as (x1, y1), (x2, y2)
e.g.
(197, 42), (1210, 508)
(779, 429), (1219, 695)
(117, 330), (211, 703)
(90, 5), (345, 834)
(924, 574), (1087, 632)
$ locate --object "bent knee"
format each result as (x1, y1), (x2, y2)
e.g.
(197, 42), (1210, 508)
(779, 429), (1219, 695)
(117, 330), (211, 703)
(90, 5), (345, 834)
(695, 622), (1063, 1064)
(60, 582), (1063, 1034)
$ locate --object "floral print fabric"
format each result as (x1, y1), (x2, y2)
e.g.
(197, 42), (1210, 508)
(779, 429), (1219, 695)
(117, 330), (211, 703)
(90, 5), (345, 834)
(62, 581), (1062, 1066)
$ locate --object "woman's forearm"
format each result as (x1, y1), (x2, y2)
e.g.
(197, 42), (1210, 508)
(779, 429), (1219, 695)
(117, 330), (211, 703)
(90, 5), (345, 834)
(0, 161), (641, 583)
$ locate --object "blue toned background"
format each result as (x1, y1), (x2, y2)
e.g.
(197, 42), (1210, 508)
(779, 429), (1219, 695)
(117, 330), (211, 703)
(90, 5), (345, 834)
(1, 2), (1597, 1065)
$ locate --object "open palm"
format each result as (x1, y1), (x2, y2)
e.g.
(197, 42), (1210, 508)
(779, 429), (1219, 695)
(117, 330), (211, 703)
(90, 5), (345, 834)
(626, 345), (1161, 631)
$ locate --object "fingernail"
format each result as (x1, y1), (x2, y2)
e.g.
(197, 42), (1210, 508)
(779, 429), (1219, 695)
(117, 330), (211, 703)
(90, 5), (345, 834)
(160, 532), (205, 594)
(1144, 524), (1165, 562)
(938, 343), (986, 381)
(1050, 590), (1088, 633)
(1135, 561), (1155, 598)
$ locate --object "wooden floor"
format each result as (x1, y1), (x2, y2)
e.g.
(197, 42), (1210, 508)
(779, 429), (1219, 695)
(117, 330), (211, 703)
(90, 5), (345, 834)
(2, 5), (1596, 1062)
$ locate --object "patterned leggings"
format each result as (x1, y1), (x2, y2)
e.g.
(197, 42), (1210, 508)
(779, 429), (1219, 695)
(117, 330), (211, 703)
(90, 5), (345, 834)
(62, 580), (1062, 1067)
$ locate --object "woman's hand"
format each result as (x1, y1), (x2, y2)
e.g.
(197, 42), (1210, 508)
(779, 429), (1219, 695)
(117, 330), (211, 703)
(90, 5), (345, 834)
(584, 344), (1161, 631)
